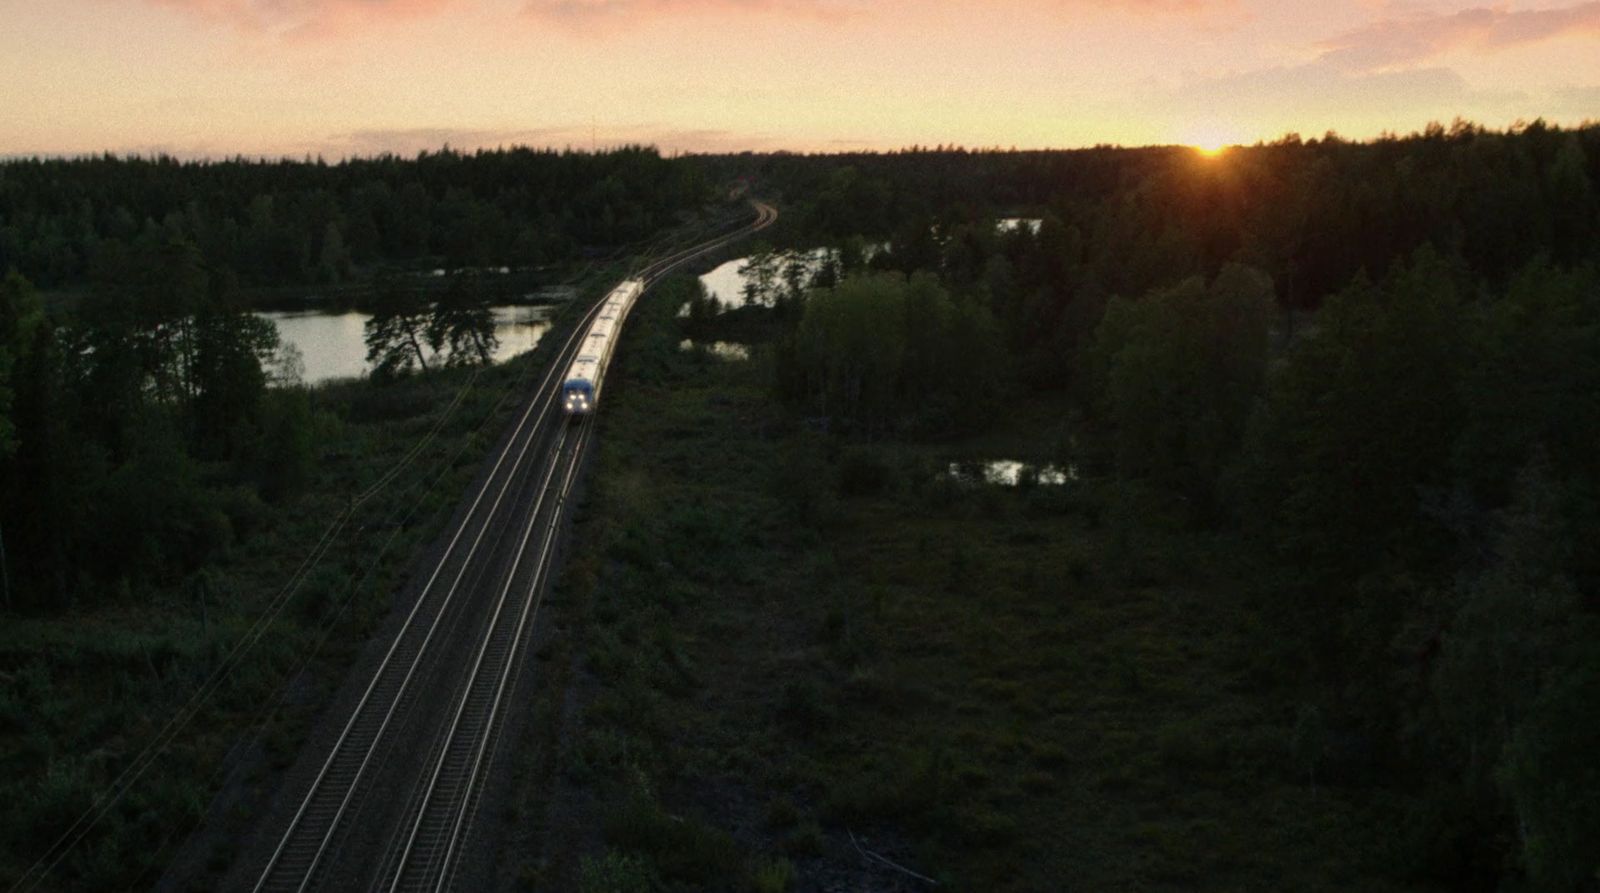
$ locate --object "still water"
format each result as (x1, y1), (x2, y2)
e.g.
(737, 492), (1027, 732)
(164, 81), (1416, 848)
(946, 459), (1077, 487)
(696, 247), (845, 311)
(260, 305), (553, 385)
(696, 221), (1041, 312)
(677, 339), (751, 361)
(996, 218), (1043, 235)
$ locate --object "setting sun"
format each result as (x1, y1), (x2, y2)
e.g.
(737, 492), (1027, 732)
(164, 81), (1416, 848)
(1180, 124), (1240, 157)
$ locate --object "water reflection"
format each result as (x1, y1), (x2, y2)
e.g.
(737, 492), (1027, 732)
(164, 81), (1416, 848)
(692, 229), (1036, 317)
(260, 304), (552, 385)
(996, 218), (1043, 235)
(945, 459), (1077, 487)
(677, 339), (750, 361)
(697, 247), (834, 310)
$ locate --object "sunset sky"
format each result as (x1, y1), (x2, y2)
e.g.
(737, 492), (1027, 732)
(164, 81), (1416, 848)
(2, 0), (1598, 157)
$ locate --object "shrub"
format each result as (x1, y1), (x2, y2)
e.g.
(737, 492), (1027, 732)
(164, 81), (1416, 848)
(837, 447), (893, 497)
(750, 856), (796, 893)
(578, 850), (651, 893)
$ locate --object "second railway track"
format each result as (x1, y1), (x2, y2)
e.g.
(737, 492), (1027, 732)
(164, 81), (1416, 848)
(238, 201), (774, 893)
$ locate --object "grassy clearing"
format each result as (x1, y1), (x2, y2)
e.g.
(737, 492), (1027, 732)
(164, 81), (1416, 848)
(0, 280), (610, 891)
(513, 274), (1417, 891)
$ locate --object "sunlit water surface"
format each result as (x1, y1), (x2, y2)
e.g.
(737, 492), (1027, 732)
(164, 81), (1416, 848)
(259, 305), (553, 385)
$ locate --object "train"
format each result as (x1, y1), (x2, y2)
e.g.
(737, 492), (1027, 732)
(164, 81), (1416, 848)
(561, 279), (645, 414)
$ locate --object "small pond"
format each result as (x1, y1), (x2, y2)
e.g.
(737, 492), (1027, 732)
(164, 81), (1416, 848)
(677, 339), (751, 361)
(260, 304), (553, 385)
(945, 459), (1078, 487)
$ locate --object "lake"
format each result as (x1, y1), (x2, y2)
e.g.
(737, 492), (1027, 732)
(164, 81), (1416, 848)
(260, 305), (554, 385)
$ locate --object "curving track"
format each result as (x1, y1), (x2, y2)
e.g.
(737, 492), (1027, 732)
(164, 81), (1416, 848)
(238, 201), (775, 893)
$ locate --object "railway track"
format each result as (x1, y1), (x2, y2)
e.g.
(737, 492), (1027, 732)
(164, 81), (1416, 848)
(244, 200), (775, 893)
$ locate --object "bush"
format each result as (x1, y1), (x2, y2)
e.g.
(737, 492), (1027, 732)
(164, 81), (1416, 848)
(578, 850), (651, 893)
(837, 447), (894, 497)
(603, 793), (742, 885)
(770, 438), (836, 528)
(778, 680), (834, 737)
(749, 857), (796, 893)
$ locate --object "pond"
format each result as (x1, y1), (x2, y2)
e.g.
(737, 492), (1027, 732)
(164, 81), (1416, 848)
(695, 246), (851, 311)
(996, 218), (1043, 235)
(945, 459), (1077, 487)
(260, 305), (553, 385)
(677, 339), (751, 361)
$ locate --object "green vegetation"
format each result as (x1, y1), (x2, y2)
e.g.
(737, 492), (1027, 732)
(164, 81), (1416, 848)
(0, 143), (723, 889)
(5, 120), (1599, 890)
(0, 250), (301, 610)
(0, 274), (609, 890)
(530, 260), (1598, 890)
(526, 122), (1599, 890)
(520, 275), (1410, 890)
(774, 272), (1003, 435)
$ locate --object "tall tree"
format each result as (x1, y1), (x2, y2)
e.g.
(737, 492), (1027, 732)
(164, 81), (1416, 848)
(1086, 264), (1274, 506)
(364, 275), (434, 378)
(428, 273), (498, 366)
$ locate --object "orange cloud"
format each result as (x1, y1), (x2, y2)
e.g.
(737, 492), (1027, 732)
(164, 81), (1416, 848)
(1320, 2), (1600, 71)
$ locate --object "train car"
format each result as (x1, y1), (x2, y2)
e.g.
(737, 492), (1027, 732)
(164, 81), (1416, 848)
(562, 279), (644, 414)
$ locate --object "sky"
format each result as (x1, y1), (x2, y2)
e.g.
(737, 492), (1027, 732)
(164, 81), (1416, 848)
(1, 0), (1597, 157)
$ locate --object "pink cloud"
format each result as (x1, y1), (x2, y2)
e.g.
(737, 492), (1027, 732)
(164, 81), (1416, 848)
(522, 0), (860, 28)
(1320, 2), (1600, 71)
(138, 0), (453, 40)
(520, 0), (1223, 33)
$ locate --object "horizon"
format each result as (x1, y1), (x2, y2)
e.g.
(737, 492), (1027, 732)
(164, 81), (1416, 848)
(4, 116), (1596, 165)
(4, 1), (1599, 158)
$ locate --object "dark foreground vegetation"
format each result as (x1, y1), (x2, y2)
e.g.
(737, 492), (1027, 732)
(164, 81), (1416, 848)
(0, 145), (711, 613)
(525, 120), (1599, 892)
(515, 276), (1413, 891)
(0, 354), (544, 888)
(0, 143), (710, 889)
(0, 245), (627, 887)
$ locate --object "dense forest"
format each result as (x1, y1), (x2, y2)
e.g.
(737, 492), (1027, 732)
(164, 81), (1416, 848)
(683, 121), (1600, 889)
(0, 146), (711, 613)
(0, 146), (707, 288)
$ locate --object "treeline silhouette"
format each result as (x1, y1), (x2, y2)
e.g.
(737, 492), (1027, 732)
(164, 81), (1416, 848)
(0, 257), (311, 613)
(0, 146), (712, 611)
(727, 121), (1599, 888)
(713, 118), (1599, 305)
(0, 145), (707, 288)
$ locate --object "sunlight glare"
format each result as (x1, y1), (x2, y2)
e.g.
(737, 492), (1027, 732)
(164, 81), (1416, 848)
(1180, 123), (1239, 158)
